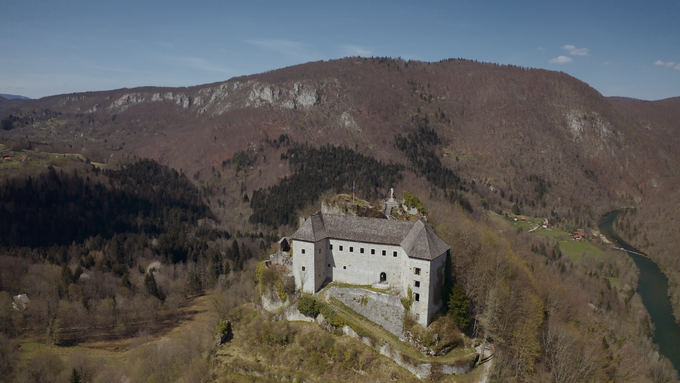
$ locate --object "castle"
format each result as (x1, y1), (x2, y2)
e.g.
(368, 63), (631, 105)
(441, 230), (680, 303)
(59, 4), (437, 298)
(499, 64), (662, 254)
(290, 213), (450, 327)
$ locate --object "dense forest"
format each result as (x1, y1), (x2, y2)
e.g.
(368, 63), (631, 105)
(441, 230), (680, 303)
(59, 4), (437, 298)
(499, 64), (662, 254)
(249, 143), (403, 227)
(0, 159), (210, 248)
(394, 124), (472, 212)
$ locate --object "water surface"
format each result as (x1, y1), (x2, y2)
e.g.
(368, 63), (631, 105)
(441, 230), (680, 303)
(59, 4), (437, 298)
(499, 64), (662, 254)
(599, 211), (680, 373)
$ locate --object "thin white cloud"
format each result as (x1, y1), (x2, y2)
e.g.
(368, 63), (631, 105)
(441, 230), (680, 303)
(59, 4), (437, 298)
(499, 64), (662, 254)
(603, 61), (611, 65)
(537, 46), (546, 51)
(339, 44), (373, 57)
(656, 60), (678, 69)
(549, 56), (572, 64)
(562, 45), (589, 56)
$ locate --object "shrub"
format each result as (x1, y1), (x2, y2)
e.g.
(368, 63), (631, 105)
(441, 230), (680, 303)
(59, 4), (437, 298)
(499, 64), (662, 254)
(448, 283), (470, 329)
(214, 320), (232, 338)
(319, 304), (347, 327)
(256, 261), (287, 301)
(297, 296), (347, 327)
(297, 296), (320, 316)
(403, 191), (426, 214)
(401, 286), (414, 311)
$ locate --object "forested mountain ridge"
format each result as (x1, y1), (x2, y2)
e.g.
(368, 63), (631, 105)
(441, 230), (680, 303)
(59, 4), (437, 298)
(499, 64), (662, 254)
(1, 57), (678, 230)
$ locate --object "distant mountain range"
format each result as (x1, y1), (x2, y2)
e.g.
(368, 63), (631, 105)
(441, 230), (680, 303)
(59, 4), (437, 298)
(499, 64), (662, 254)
(0, 93), (31, 100)
(0, 57), (678, 229)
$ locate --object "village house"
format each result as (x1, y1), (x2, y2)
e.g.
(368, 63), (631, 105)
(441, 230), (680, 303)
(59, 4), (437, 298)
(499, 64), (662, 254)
(12, 294), (29, 312)
(290, 213), (450, 327)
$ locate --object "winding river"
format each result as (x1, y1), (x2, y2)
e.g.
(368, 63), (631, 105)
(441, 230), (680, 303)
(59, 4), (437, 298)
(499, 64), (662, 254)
(599, 211), (680, 373)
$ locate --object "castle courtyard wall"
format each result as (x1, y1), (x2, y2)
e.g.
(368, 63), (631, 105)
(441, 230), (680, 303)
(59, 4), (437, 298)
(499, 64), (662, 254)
(325, 238), (407, 293)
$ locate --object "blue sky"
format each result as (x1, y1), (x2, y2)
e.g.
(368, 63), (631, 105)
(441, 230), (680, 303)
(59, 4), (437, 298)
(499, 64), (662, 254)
(1, 0), (678, 100)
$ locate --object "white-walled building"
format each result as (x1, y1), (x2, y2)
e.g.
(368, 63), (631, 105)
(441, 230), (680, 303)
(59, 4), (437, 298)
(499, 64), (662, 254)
(290, 213), (450, 327)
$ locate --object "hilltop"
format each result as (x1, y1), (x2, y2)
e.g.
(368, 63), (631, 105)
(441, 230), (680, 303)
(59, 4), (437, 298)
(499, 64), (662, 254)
(2, 57), (679, 230)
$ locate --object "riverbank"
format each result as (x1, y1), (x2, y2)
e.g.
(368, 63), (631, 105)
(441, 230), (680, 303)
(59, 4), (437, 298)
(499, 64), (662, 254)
(600, 211), (680, 374)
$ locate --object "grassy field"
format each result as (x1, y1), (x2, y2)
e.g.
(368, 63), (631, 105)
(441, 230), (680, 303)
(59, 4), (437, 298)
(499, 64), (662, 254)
(491, 211), (604, 262)
(16, 294), (215, 374)
(559, 240), (603, 262)
(0, 150), (105, 170)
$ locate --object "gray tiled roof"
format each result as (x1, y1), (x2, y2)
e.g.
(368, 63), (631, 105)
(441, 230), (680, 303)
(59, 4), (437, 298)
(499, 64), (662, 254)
(290, 214), (450, 260)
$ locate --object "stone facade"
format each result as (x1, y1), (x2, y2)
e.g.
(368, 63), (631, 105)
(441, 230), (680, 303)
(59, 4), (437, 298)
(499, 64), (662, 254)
(290, 213), (450, 327)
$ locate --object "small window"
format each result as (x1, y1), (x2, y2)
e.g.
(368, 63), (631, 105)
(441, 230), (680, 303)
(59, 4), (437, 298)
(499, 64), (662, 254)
(319, 248), (321, 253)
(330, 244), (333, 250)
(415, 293), (420, 301)
(360, 248), (364, 254)
(349, 247), (354, 252)
(414, 281), (420, 288)
(343, 266), (347, 270)
(393, 251), (397, 257)
(328, 264), (330, 267)
(382, 250), (386, 256)
(302, 249), (305, 254)
(302, 266), (306, 271)
(415, 268), (421, 275)
(371, 249), (375, 255)
(415, 313), (420, 320)
(339, 245), (344, 251)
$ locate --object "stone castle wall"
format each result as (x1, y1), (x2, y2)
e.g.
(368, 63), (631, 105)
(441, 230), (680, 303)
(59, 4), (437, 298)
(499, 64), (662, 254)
(327, 286), (405, 337)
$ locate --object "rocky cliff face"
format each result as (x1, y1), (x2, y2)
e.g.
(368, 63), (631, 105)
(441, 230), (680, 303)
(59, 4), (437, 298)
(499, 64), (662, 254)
(64, 79), (331, 117)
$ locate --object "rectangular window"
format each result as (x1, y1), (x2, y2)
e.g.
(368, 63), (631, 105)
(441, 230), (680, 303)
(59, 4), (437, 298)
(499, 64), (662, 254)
(414, 281), (420, 288)
(343, 266), (346, 269)
(360, 248), (364, 254)
(330, 244), (333, 250)
(371, 249), (375, 255)
(302, 266), (306, 271)
(416, 313), (420, 320)
(349, 247), (354, 252)
(393, 251), (397, 257)
(319, 248), (321, 253)
(382, 250), (386, 256)
(302, 249), (305, 254)
(339, 245), (343, 251)
(415, 293), (420, 301)
(328, 264), (330, 267)
(415, 268), (421, 275)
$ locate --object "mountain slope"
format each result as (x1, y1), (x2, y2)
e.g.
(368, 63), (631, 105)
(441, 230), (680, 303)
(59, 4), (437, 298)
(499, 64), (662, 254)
(1, 57), (678, 227)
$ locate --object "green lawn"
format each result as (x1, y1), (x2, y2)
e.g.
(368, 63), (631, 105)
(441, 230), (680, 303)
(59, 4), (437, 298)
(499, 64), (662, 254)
(0, 151), (105, 170)
(533, 227), (571, 239)
(559, 240), (603, 262)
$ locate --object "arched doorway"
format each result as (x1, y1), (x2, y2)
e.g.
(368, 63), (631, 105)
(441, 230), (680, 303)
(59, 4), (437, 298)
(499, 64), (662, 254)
(380, 272), (387, 283)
